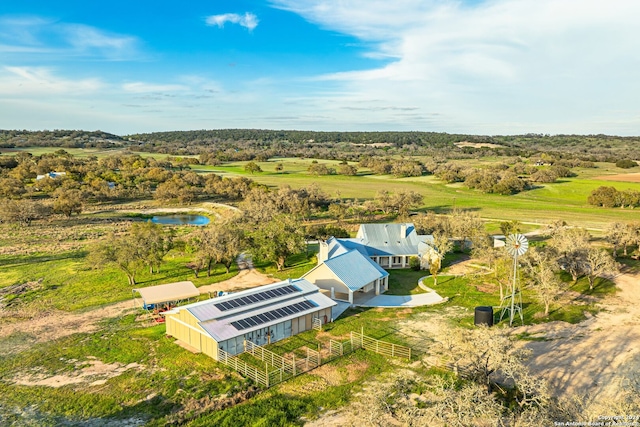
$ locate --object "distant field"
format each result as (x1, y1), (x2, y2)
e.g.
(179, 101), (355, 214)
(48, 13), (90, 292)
(3, 148), (639, 229)
(0, 146), (196, 161)
(199, 158), (640, 230)
(594, 172), (640, 183)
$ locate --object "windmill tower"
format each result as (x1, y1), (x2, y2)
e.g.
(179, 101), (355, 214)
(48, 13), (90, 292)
(499, 234), (528, 326)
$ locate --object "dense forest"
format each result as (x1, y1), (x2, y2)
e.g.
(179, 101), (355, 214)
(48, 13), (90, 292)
(2, 129), (639, 162)
(0, 130), (126, 148)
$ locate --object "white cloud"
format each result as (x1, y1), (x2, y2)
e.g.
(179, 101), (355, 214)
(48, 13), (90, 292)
(205, 13), (259, 31)
(122, 82), (189, 93)
(0, 15), (140, 60)
(62, 24), (138, 60)
(270, 0), (640, 134)
(0, 66), (103, 95)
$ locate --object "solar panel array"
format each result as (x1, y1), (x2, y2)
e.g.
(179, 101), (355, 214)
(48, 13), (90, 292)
(231, 300), (316, 330)
(214, 285), (298, 312)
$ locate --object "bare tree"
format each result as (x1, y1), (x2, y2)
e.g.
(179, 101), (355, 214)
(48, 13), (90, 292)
(0, 199), (52, 226)
(584, 247), (618, 290)
(424, 232), (453, 286)
(450, 208), (485, 251)
(547, 225), (591, 282)
(522, 248), (564, 316)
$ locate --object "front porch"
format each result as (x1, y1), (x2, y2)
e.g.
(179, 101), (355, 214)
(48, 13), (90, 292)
(370, 255), (411, 269)
(328, 276), (389, 304)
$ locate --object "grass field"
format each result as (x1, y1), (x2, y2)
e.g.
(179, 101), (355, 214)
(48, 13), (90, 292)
(4, 147), (639, 229)
(193, 158), (640, 230)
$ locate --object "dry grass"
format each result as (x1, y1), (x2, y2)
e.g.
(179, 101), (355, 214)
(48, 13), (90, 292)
(594, 172), (640, 183)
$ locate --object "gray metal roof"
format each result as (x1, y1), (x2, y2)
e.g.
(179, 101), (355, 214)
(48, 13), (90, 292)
(322, 250), (388, 292)
(167, 278), (336, 342)
(200, 291), (335, 341)
(187, 278), (316, 322)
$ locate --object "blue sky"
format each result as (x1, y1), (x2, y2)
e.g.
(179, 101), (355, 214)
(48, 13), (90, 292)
(1, 0), (638, 135)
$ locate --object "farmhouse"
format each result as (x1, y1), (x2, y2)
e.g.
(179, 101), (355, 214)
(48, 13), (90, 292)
(164, 279), (335, 359)
(319, 223), (434, 269)
(35, 171), (66, 180)
(303, 237), (389, 303)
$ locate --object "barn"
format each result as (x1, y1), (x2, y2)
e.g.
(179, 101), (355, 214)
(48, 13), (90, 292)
(164, 278), (336, 359)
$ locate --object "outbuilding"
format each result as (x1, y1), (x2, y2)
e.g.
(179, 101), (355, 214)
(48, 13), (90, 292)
(133, 280), (200, 309)
(164, 279), (336, 359)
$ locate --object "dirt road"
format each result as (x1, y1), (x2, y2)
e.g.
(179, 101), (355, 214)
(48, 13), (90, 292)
(513, 271), (640, 398)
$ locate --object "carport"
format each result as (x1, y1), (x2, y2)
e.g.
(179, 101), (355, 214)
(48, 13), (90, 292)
(133, 281), (200, 310)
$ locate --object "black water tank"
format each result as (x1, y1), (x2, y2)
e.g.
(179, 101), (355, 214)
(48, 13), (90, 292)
(474, 306), (494, 326)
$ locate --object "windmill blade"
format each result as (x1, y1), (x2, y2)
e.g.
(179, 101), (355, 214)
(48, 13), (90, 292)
(505, 234), (529, 257)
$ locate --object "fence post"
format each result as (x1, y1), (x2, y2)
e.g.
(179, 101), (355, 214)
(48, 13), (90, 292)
(293, 355), (296, 376)
(266, 364), (269, 388)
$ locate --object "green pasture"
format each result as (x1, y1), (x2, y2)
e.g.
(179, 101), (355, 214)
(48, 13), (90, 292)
(255, 244), (319, 281)
(0, 250), (238, 311)
(0, 243), (621, 425)
(190, 158), (640, 229)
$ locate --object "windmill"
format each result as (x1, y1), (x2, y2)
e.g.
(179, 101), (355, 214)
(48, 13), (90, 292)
(499, 233), (528, 326)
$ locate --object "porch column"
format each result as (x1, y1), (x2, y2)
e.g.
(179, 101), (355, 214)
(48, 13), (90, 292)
(402, 256), (407, 267)
(330, 287), (335, 299)
(375, 280), (380, 295)
(349, 291), (353, 304)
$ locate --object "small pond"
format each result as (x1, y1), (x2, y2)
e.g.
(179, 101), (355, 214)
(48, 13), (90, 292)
(150, 214), (210, 226)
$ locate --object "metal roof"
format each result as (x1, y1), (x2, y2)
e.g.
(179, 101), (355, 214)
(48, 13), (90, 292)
(325, 237), (350, 259)
(187, 278), (316, 322)
(200, 291), (335, 341)
(133, 281), (199, 305)
(337, 223), (433, 257)
(322, 250), (388, 292)
(166, 278), (336, 342)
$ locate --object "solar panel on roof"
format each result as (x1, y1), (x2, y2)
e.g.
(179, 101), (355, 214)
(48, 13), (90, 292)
(214, 285), (299, 311)
(230, 299), (319, 330)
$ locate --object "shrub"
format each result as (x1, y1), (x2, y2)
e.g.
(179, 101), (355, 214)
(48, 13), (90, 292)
(409, 256), (421, 271)
(616, 159), (638, 169)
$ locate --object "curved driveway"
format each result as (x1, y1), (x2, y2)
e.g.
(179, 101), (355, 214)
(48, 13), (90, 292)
(355, 292), (446, 308)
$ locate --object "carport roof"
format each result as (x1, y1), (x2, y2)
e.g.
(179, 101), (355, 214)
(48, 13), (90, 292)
(134, 281), (199, 305)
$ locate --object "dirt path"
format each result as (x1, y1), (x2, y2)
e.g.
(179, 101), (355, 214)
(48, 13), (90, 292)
(197, 269), (279, 295)
(0, 300), (138, 344)
(513, 271), (640, 399)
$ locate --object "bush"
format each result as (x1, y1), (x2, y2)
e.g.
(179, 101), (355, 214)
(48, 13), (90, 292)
(616, 159), (638, 169)
(409, 256), (421, 271)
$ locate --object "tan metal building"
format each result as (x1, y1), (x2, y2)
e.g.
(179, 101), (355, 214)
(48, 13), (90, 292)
(164, 279), (336, 359)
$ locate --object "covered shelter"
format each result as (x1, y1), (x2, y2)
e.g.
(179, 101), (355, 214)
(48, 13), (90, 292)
(303, 248), (389, 303)
(133, 281), (200, 310)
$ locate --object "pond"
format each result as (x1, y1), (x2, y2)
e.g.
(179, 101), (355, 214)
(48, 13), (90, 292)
(150, 214), (210, 226)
